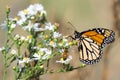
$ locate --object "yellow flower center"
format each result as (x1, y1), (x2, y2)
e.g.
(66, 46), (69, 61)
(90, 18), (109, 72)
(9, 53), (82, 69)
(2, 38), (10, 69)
(37, 44), (42, 48)
(27, 35), (33, 39)
(50, 41), (54, 45)
(60, 58), (64, 61)
(69, 42), (73, 45)
(45, 35), (49, 39)
(23, 57), (29, 62)
(23, 9), (28, 14)
(14, 17), (19, 21)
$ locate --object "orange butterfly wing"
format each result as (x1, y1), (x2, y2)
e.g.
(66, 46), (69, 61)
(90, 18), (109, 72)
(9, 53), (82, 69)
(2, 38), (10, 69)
(74, 28), (115, 64)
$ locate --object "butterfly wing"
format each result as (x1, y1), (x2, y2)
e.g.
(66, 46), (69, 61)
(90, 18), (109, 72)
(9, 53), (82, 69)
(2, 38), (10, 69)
(81, 28), (115, 48)
(78, 28), (115, 64)
(78, 37), (103, 64)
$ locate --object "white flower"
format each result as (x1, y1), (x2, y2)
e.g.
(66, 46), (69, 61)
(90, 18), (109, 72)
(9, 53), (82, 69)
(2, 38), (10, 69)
(17, 17), (26, 25)
(0, 47), (5, 52)
(45, 22), (54, 31)
(1, 18), (17, 30)
(22, 21), (32, 31)
(14, 34), (20, 40)
(63, 38), (69, 47)
(33, 23), (45, 32)
(32, 53), (41, 60)
(32, 46), (39, 50)
(48, 41), (57, 48)
(58, 37), (69, 48)
(17, 11), (27, 25)
(0, 21), (7, 30)
(10, 49), (16, 55)
(59, 49), (64, 53)
(32, 48), (52, 60)
(27, 4), (46, 16)
(56, 55), (72, 64)
(17, 10), (26, 19)
(18, 57), (31, 71)
(39, 48), (52, 59)
(40, 48), (51, 54)
(18, 57), (31, 64)
(17, 19), (26, 25)
(17, 4), (46, 25)
(11, 23), (16, 29)
(20, 36), (25, 41)
(53, 32), (62, 38)
(25, 35), (32, 43)
(18, 60), (25, 64)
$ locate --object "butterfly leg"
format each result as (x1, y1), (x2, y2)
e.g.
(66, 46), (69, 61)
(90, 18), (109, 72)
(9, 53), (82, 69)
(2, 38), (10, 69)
(68, 36), (76, 40)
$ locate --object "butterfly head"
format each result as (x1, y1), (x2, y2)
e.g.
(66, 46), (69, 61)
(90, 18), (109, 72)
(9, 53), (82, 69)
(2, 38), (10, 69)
(74, 31), (82, 39)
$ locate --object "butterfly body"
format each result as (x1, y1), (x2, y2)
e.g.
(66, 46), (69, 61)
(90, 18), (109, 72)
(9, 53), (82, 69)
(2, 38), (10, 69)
(72, 28), (115, 65)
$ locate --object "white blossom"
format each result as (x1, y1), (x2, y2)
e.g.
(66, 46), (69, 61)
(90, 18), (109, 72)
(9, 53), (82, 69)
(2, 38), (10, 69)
(53, 32), (61, 38)
(17, 11), (27, 25)
(20, 36), (25, 41)
(0, 21), (7, 30)
(18, 58), (30, 71)
(17, 4), (46, 26)
(27, 4), (46, 16)
(17, 10), (26, 19)
(31, 48), (52, 60)
(10, 49), (16, 55)
(48, 41), (57, 48)
(32, 46), (39, 50)
(22, 21), (32, 31)
(14, 34), (20, 39)
(11, 23), (16, 29)
(25, 36), (32, 43)
(63, 38), (69, 47)
(32, 53), (41, 60)
(40, 48), (51, 54)
(39, 48), (52, 60)
(33, 23), (45, 32)
(56, 55), (72, 64)
(1, 18), (17, 30)
(18, 57), (31, 64)
(45, 22), (54, 31)
(0, 47), (5, 52)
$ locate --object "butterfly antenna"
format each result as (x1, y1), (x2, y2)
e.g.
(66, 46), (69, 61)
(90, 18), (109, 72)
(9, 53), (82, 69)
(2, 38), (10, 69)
(67, 22), (76, 40)
(67, 21), (77, 31)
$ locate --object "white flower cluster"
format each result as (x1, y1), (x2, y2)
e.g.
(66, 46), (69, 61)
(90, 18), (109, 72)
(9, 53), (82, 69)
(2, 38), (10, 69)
(18, 47), (52, 66)
(17, 4), (46, 32)
(33, 48), (52, 60)
(0, 4), (75, 77)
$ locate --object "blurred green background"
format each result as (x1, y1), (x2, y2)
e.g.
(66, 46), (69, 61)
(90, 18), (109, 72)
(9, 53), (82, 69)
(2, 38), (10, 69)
(0, 0), (119, 80)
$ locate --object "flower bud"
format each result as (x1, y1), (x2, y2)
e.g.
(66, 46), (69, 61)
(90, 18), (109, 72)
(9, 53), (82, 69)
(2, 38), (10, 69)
(6, 6), (10, 14)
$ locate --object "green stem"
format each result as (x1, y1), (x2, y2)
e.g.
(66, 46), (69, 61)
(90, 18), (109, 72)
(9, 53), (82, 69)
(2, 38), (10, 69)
(14, 72), (17, 80)
(3, 32), (11, 80)
(3, 7), (11, 80)
(3, 52), (7, 80)
(17, 45), (21, 57)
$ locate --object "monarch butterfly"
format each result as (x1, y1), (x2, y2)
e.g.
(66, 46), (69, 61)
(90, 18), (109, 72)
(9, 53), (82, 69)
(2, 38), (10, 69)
(70, 28), (115, 65)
